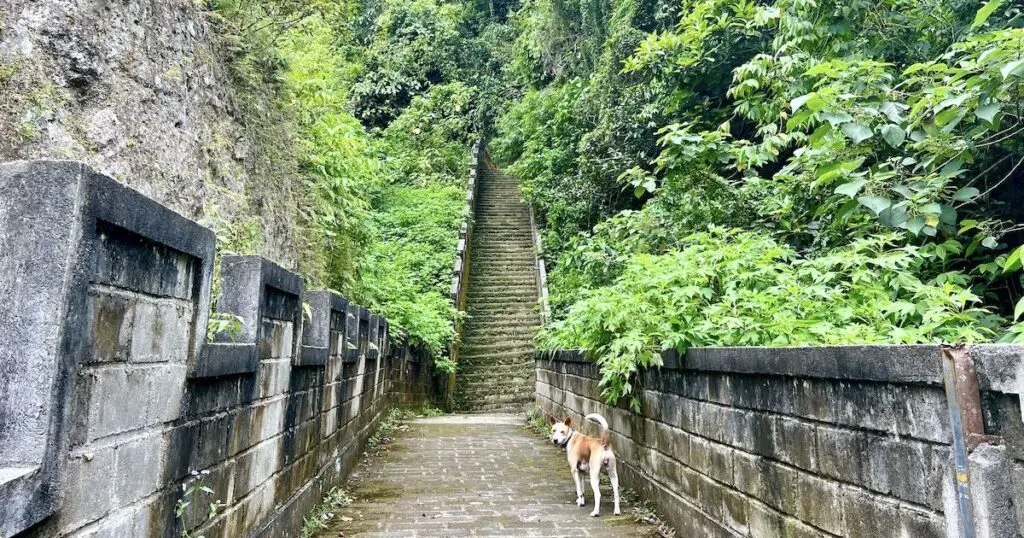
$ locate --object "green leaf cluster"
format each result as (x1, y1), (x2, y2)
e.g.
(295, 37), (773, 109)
(541, 229), (1004, 407)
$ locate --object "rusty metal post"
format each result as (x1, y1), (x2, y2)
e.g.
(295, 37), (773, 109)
(941, 345), (982, 538)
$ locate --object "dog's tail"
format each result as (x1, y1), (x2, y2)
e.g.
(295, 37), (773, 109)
(585, 413), (610, 447)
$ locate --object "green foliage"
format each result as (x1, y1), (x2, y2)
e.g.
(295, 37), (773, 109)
(350, 0), (469, 128)
(208, 1), (486, 363)
(541, 229), (1004, 408)
(487, 0), (1024, 406)
(279, 16), (379, 290)
(352, 187), (466, 357)
(175, 471), (225, 538)
(379, 82), (477, 187)
(206, 312), (244, 343)
(300, 487), (354, 538)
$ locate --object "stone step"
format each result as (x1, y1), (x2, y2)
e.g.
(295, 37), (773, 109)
(463, 323), (537, 334)
(466, 298), (538, 308)
(458, 360), (534, 375)
(459, 350), (535, 364)
(470, 260), (537, 268)
(464, 315), (540, 326)
(461, 339), (536, 353)
(458, 167), (542, 412)
(462, 323), (541, 335)
(467, 308), (537, 318)
(466, 294), (538, 304)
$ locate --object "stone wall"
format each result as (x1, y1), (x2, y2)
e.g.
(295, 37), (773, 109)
(0, 0), (302, 266)
(536, 346), (1024, 537)
(445, 140), (484, 408)
(0, 161), (437, 538)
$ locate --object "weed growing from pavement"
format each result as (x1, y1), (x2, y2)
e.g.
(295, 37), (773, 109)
(631, 497), (677, 537)
(300, 487), (355, 538)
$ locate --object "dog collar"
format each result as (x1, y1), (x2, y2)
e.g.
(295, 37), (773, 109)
(559, 430), (575, 449)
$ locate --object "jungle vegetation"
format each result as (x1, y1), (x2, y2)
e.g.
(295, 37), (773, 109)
(209, 0), (1024, 405)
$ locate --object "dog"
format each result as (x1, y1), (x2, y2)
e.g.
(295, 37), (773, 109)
(549, 413), (621, 516)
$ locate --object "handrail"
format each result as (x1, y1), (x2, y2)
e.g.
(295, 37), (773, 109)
(528, 203), (551, 326)
(444, 139), (484, 408)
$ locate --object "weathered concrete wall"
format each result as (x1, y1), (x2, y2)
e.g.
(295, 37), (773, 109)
(0, 0), (301, 266)
(0, 161), (437, 538)
(536, 346), (1024, 537)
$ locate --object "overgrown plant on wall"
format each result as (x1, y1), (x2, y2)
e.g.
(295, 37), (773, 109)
(203, 0), (505, 363)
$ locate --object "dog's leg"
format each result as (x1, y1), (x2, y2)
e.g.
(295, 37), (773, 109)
(609, 459), (621, 515)
(572, 467), (585, 506)
(588, 466), (601, 517)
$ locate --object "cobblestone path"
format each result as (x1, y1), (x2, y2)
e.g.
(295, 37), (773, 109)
(320, 415), (662, 537)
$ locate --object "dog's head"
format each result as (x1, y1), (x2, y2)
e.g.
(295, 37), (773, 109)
(549, 416), (571, 446)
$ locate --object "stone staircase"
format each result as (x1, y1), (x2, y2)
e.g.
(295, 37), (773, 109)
(455, 164), (540, 412)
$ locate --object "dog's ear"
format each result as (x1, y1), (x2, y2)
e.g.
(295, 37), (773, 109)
(548, 415), (557, 425)
(563, 417), (571, 426)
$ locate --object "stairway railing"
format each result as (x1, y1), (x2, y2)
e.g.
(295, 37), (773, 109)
(445, 139), (485, 408)
(528, 204), (551, 326)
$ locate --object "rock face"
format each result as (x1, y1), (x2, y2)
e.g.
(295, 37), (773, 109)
(455, 165), (540, 412)
(0, 0), (301, 267)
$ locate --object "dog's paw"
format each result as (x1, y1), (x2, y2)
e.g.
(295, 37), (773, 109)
(576, 497), (585, 507)
(613, 509), (621, 516)
(589, 510), (600, 517)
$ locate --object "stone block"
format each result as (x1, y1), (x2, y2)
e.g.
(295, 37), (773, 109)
(721, 485), (749, 534)
(747, 498), (784, 538)
(969, 443), (1019, 538)
(707, 374), (737, 406)
(773, 416), (816, 472)
(780, 515), (829, 538)
(698, 476), (726, 520)
(733, 452), (798, 516)
(841, 485), (897, 537)
(684, 345), (942, 384)
(695, 402), (729, 445)
(898, 503), (946, 538)
(893, 385), (950, 443)
(690, 436), (712, 475)
(254, 398), (287, 442)
(259, 358), (292, 398)
(863, 436), (943, 509)
(130, 299), (192, 364)
(707, 440), (735, 485)
(71, 507), (135, 538)
(86, 290), (135, 364)
(793, 472), (844, 535)
(815, 426), (868, 484)
(114, 433), (165, 505)
(147, 364), (186, 424)
(86, 367), (152, 440)
(62, 445), (116, 531)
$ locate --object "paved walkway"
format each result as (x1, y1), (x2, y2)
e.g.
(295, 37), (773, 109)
(319, 415), (662, 537)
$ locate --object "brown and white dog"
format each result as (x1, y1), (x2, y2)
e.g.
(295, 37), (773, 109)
(549, 413), (621, 516)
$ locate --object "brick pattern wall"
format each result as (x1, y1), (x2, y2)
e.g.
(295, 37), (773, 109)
(30, 261), (431, 538)
(536, 347), (1024, 538)
(0, 162), (438, 538)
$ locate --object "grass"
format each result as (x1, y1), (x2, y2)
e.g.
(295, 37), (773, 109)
(300, 487), (354, 538)
(631, 497), (677, 537)
(524, 405), (551, 437)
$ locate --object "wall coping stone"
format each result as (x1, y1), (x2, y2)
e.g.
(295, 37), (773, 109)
(194, 255), (304, 378)
(299, 290), (349, 367)
(539, 344), (1024, 393)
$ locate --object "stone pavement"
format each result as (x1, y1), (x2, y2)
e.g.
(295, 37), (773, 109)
(319, 414), (663, 537)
